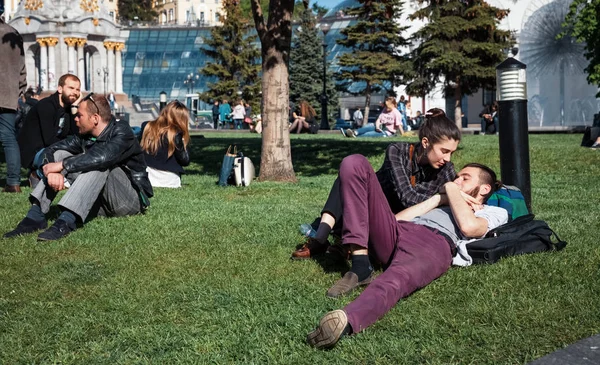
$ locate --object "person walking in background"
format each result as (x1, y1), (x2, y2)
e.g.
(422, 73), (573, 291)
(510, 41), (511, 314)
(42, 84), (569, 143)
(397, 95), (408, 132)
(244, 101), (253, 130)
(219, 99), (232, 129)
(0, 9), (27, 192)
(141, 101), (190, 188)
(231, 99), (245, 130)
(15, 88), (39, 134)
(352, 107), (364, 128)
(212, 100), (220, 129)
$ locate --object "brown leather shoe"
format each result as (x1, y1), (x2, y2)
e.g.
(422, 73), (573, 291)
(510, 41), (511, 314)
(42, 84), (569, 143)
(2, 185), (22, 193)
(291, 238), (329, 260)
(326, 271), (373, 298)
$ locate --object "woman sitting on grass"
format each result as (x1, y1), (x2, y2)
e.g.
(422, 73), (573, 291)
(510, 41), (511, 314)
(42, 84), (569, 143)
(343, 96), (404, 138)
(289, 100), (317, 134)
(141, 101), (191, 188)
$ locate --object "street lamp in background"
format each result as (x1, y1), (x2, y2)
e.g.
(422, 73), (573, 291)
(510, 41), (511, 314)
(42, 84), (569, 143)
(159, 91), (167, 111)
(184, 73), (200, 94)
(319, 21), (332, 130)
(496, 51), (531, 210)
(96, 67), (108, 95)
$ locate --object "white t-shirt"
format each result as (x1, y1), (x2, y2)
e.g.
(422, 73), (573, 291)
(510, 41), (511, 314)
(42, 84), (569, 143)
(411, 205), (509, 266)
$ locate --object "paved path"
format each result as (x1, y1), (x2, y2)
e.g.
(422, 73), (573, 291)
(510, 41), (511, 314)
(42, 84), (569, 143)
(529, 334), (600, 364)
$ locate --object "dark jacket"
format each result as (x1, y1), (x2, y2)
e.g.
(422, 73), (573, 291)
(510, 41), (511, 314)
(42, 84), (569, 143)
(18, 92), (76, 168)
(212, 104), (219, 117)
(39, 117), (153, 208)
(15, 96), (38, 130)
(144, 134), (190, 175)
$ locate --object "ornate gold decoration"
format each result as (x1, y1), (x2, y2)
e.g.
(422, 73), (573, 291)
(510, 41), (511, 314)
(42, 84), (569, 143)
(24, 0), (43, 11)
(80, 0), (100, 13)
(93, 18), (99, 26)
(36, 38), (47, 47)
(76, 38), (87, 47)
(65, 38), (78, 47)
(24, 17), (31, 25)
(114, 43), (125, 52)
(103, 41), (117, 51)
(45, 38), (59, 47)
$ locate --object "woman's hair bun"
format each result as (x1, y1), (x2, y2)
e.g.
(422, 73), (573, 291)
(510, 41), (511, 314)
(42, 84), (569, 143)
(425, 108), (446, 119)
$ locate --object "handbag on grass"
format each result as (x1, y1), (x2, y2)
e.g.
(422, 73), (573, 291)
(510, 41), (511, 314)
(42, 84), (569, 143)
(218, 145), (237, 186)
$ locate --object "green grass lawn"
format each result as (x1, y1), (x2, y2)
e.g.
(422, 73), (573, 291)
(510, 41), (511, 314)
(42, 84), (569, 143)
(0, 133), (599, 364)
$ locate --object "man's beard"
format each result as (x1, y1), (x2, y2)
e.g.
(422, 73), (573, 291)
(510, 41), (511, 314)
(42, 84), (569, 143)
(61, 93), (76, 107)
(466, 186), (480, 199)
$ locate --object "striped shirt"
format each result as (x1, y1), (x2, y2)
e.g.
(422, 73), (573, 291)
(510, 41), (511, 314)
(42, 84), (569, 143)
(376, 142), (457, 213)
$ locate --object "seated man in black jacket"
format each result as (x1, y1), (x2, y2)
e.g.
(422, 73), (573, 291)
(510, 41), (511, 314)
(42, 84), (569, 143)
(4, 93), (153, 241)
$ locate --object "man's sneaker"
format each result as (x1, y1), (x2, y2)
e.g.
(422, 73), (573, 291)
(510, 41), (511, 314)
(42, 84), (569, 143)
(291, 238), (329, 260)
(307, 310), (349, 349)
(37, 219), (75, 241)
(3, 217), (48, 238)
(339, 128), (347, 137)
(346, 129), (356, 138)
(591, 142), (600, 149)
(326, 271), (373, 298)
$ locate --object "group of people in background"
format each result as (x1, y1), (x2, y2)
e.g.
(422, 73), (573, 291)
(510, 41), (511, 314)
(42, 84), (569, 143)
(211, 99), (255, 131)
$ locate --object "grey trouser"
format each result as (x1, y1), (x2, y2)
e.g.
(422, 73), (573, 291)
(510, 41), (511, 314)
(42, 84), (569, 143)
(30, 151), (141, 222)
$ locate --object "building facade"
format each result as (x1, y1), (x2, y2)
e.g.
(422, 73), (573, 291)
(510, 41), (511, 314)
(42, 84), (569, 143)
(153, 0), (222, 26)
(9, 0), (127, 95)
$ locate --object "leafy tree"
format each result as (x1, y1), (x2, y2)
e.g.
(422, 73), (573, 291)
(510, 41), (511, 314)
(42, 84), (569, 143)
(118, 0), (157, 21)
(561, 0), (600, 96)
(407, 0), (512, 127)
(199, 0), (261, 112)
(335, 0), (412, 125)
(289, 8), (338, 122)
(312, 3), (329, 19)
(251, 0), (297, 182)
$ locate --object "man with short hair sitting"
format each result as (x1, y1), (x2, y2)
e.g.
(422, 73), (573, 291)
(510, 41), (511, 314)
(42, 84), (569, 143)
(4, 93), (153, 241)
(306, 155), (508, 349)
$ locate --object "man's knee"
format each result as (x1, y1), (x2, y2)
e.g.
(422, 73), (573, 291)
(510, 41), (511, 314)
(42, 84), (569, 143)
(53, 150), (74, 162)
(339, 154), (371, 178)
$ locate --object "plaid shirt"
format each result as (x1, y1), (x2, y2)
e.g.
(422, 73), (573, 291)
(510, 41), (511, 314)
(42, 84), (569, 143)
(376, 142), (457, 213)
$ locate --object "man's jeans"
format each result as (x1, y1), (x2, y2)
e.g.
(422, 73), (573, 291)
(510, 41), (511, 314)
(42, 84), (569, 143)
(0, 111), (21, 186)
(30, 151), (141, 222)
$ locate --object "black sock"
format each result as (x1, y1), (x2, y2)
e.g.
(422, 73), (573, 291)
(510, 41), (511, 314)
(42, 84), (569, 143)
(26, 204), (45, 222)
(58, 210), (77, 230)
(350, 254), (373, 281)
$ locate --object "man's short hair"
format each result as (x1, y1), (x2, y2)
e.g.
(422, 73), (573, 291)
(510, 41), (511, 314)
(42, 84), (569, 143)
(58, 74), (81, 87)
(24, 88), (35, 99)
(462, 163), (502, 201)
(83, 94), (112, 123)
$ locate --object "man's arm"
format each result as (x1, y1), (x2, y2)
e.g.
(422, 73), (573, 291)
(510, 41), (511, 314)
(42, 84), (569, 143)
(444, 182), (489, 238)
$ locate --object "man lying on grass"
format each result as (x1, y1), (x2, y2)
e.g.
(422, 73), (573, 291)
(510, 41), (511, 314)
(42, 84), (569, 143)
(306, 157), (508, 349)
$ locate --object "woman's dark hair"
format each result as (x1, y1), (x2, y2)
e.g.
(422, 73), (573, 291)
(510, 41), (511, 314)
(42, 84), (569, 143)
(462, 162), (502, 201)
(418, 108), (462, 144)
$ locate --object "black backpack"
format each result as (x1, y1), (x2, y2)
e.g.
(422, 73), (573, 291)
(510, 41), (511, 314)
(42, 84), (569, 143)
(466, 214), (567, 264)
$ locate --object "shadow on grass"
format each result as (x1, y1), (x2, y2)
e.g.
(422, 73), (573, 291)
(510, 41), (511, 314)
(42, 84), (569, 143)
(186, 134), (394, 177)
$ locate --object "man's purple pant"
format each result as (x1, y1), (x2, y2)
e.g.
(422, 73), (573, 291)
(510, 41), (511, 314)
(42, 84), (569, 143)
(338, 154), (452, 333)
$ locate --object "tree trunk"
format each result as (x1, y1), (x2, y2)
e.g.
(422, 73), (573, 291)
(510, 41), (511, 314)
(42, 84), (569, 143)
(258, 45), (297, 182)
(454, 83), (462, 130)
(363, 81), (372, 125)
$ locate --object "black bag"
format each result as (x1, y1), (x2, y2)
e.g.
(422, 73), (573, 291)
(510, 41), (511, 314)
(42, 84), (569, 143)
(466, 214), (567, 264)
(581, 126), (600, 147)
(308, 123), (319, 134)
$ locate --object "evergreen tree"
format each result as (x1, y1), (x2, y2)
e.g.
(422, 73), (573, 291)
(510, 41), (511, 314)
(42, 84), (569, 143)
(289, 8), (338, 122)
(407, 0), (512, 127)
(118, 0), (157, 21)
(199, 0), (261, 111)
(335, 0), (412, 124)
(561, 0), (600, 96)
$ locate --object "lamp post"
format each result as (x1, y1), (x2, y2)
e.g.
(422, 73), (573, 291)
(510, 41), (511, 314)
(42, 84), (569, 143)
(184, 73), (199, 94)
(319, 22), (332, 130)
(159, 91), (167, 111)
(496, 53), (531, 210)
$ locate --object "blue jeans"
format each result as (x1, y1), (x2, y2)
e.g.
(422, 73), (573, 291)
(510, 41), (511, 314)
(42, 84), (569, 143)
(356, 123), (387, 138)
(0, 111), (21, 185)
(234, 119), (243, 130)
